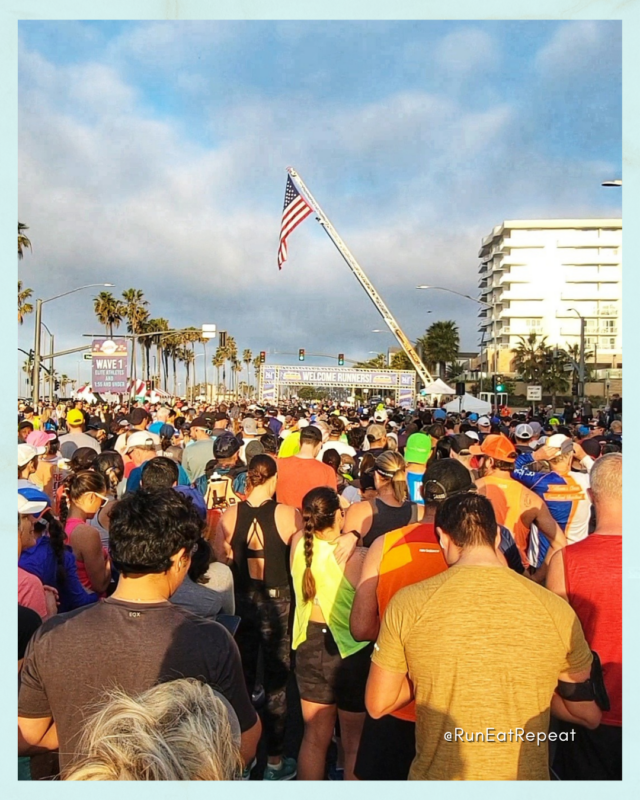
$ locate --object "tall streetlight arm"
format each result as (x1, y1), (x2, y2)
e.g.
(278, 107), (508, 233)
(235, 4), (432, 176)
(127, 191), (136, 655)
(42, 283), (114, 305)
(32, 283), (115, 406)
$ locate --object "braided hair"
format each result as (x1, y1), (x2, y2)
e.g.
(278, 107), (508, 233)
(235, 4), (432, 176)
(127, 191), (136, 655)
(59, 470), (108, 530)
(300, 487), (341, 603)
(93, 451), (125, 497)
(42, 510), (68, 587)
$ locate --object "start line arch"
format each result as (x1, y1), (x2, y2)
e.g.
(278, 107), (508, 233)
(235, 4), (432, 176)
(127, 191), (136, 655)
(258, 364), (416, 407)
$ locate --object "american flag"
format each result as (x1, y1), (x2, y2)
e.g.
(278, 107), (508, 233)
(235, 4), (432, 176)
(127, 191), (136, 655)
(278, 175), (313, 269)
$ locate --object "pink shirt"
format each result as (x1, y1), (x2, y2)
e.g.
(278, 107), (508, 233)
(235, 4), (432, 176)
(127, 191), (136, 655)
(18, 567), (48, 621)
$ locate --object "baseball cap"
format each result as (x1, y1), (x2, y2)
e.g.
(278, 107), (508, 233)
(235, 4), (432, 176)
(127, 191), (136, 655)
(18, 491), (48, 517)
(578, 426), (590, 437)
(159, 424), (176, 439)
(125, 431), (161, 453)
(373, 408), (388, 422)
(242, 418), (258, 436)
(477, 416), (491, 428)
(191, 416), (213, 431)
(26, 430), (56, 448)
(18, 420), (34, 431)
(213, 433), (241, 459)
(422, 459), (476, 503)
(449, 433), (475, 455)
(547, 433), (574, 454)
(66, 409), (85, 426)
(433, 408), (447, 421)
(214, 411), (230, 422)
(366, 424), (387, 442)
(529, 421), (542, 435)
(469, 434), (517, 462)
(404, 433), (433, 465)
(245, 440), (265, 462)
(18, 443), (46, 467)
(468, 413), (479, 422)
(465, 430), (480, 442)
(515, 423), (534, 440)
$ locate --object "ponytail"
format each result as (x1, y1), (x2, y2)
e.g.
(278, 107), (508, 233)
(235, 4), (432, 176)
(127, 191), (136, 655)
(374, 451), (408, 503)
(300, 487), (341, 604)
(43, 510), (68, 587)
(301, 517), (316, 603)
(59, 483), (71, 530)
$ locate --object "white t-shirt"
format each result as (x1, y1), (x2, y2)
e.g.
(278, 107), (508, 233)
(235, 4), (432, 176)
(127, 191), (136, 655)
(318, 440), (356, 461)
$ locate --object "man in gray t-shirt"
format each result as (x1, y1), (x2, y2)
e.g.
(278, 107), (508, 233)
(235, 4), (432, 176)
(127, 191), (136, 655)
(57, 409), (100, 459)
(182, 413), (230, 483)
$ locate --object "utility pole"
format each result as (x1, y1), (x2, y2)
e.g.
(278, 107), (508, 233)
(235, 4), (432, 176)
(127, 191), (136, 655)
(578, 316), (586, 403)
(32, 298), (43, 407)
(48, 334), (55, 404)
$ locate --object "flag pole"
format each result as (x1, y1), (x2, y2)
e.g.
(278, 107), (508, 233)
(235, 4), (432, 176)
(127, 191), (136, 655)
(287, 167), (433, 386)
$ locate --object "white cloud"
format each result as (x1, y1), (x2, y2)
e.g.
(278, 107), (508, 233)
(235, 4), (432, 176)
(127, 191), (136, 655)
(433, 28), (499, 75)
(535, 21), (620, 81)
(18, 32), (620, 382)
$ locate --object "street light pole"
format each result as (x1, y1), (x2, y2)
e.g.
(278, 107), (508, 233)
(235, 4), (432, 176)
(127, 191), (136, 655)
(568, 308), (586, 404)
(416, 283), (495, 397)
(31, 283), (114, 407)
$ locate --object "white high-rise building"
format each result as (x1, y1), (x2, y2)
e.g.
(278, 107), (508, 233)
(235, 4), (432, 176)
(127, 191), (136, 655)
(477, 219), (622, 376)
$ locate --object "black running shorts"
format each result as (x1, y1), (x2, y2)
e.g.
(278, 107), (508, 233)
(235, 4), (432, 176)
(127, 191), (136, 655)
(295, 621), (372, 712)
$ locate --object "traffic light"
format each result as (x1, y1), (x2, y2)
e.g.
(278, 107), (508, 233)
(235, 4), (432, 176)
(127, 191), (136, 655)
(338, 353), (345, 366)
(219, 331), (227, 348)
(54, 380), (60, 391)
(493, 374), (505, 392)
(455, 381), (465, 396)
(299, 348), (305, 361)
(259, 351), (266, 364)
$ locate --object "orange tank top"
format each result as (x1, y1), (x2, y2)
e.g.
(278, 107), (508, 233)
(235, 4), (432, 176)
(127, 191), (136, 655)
(478, 475), (531, 567)
(377, 522), (448, 721)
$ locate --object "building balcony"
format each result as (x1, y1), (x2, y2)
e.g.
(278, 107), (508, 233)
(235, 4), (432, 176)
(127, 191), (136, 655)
(560, 289), (619, 301)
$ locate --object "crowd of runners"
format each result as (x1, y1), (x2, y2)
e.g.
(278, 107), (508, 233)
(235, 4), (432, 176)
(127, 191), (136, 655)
(17, 392), (622, 781)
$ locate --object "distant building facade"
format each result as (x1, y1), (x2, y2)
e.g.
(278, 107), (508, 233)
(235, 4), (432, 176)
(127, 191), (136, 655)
(477, 219), (622, 377)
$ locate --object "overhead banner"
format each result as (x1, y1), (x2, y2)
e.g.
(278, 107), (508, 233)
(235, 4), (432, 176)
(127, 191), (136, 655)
(258, 365), (416, 407)
(91, 338), (128, 393)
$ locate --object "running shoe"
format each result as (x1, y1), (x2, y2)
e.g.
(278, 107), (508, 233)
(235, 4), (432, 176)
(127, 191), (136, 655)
(263, 756), (297, 781)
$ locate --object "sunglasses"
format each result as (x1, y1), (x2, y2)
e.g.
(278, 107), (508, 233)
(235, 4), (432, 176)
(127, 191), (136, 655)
(94, 493), (110, 507)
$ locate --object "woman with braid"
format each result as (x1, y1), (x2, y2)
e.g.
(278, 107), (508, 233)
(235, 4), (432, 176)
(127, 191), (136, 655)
(18, 486), (98, 612)
(59, 471), (111, 594)
(90, 452), (125, 549)
(290, 487), (372, 780)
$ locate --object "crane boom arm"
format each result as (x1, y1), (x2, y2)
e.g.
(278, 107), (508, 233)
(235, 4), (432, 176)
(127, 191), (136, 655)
(287, 167), (433, 385)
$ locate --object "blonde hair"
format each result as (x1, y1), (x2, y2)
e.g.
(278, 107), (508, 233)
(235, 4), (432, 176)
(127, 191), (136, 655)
(590, 452), (622, 503)
(374, 451), (408, 503)
(63, 679), (243, 781)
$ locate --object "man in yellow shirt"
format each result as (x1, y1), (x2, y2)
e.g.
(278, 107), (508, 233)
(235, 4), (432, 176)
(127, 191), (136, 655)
(366, 493), (600, 780)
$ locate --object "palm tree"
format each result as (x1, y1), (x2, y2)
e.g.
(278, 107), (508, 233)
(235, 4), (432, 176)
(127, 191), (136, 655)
(59, 374), (71, 395)
(252, 355), (262, 395)
(213, 347), (226, 396)
(148, 318), (170, 389)
(121, 289), (149, 385)
(390, 351), (413, 371)
(243, 348), (253, 389)
(355, 353), (386, 369)
(232, 359), (243, 398)
(93, 291), (124, 337)
(18, 281), (33, 324)
(18, 222), (31, 260)
(564, 343), (594, 381)
(510, 333), (549, 383)
(180, 347), (195, 402)
(418, 321), (460, 379)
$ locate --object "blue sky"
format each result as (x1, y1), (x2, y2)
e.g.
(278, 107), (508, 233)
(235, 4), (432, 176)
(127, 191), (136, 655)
(18, 20), (621, 390)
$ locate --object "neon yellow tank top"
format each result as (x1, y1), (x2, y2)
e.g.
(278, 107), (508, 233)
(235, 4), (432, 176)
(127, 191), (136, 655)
(291, 535), (369, 658)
